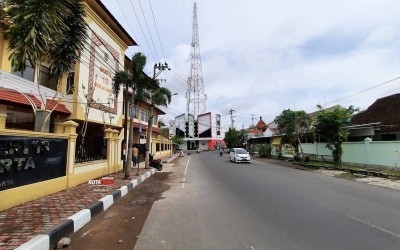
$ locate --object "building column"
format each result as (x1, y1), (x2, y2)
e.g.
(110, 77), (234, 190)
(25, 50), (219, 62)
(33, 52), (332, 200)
(104, 128), (115, 175)
(364, 137), (372, 166)
(62, 120), (79, 187)
(53, 122), (64, 134)
(112, 129), (120, 173)
(0, 104), (7, 130)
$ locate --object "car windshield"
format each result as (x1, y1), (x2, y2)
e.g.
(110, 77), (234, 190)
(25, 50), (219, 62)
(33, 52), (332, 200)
(235, 148), (248, 154)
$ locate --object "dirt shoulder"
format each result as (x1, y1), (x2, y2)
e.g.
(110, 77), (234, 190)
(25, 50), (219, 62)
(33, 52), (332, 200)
(67, 172), (172, 250)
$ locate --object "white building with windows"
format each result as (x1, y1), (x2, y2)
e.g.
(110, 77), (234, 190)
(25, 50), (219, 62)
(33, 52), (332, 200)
(170, 112), (225, 150)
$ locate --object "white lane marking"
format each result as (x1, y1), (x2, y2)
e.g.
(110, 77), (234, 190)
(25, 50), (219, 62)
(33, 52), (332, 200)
(182, 156), (191, 189)
(318, 203), (400, 239)
(346, 214), (400, 239)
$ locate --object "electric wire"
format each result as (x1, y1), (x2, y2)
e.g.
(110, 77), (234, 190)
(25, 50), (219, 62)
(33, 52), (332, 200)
(137, 0), (159, 61)
(148, 0), (166, 60)
(127, 0), (157, 62)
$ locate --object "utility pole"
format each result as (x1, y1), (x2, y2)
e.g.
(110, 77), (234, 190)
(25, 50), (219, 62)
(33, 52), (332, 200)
(143, 62), (170, 171)
(229, 109), (235, 129)
(251, 114), (255, 126)
(154, 62), (170, 79)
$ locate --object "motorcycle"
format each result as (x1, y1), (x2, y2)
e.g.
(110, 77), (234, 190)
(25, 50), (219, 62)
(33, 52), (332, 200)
(149, 154), (163, 171)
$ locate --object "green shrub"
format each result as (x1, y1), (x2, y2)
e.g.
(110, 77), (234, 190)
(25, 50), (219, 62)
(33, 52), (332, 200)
(304, 156), (310, 162)
(249, 144), (259, 156)
(258, 144), (271, 158)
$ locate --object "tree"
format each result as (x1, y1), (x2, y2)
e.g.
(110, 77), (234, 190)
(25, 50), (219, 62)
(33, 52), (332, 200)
(3, 0), (88, 132)
(144, 86), (171, 168)
(172, 136), (184, 146)
(160, 128), (169, 138)
(224, 128), (244, 148)
(314, 105), (358, 165)
(112, 52), (155, 178)
(274, 109), (311, 159)
(112, 71), (132, 174)
(4, 0), (87, 77)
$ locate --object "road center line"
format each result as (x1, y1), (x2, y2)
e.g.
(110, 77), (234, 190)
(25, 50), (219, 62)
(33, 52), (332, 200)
(318, 203), (400, 239)
(182, 156), (190, 189)
(346, 214), (400, 239)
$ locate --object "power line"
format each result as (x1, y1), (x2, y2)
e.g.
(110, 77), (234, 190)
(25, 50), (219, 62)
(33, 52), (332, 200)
(148, 0), (166, 60)
(137, 0), (159, 61)
(126, 0), (157, 62)
(305, 75), (400, 112)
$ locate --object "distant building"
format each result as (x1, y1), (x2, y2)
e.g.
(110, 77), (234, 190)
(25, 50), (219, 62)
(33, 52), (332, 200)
(170, 112), (225, 150)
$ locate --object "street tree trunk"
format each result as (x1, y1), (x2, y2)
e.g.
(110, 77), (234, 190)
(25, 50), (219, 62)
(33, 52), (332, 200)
(145, 105), (154, 169)
(123, 84), (128, 172)
(125, 88), (136, 179)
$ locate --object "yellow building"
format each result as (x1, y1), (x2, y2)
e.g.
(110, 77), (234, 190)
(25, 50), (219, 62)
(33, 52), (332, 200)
(0, 0), (172, 211)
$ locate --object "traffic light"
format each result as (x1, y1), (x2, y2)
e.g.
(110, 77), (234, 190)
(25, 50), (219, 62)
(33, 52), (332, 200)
(185, 121), (189, 138)
(194, 121), (198, 137)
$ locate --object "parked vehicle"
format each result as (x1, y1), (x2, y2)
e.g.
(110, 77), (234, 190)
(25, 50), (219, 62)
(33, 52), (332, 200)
(229, 148), (251, 163)
(149, 154), (163, 171)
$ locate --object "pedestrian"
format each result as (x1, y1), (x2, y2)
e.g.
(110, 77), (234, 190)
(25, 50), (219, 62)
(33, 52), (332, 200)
(219, 147), (223, 156)
(132, 146), (138, 167)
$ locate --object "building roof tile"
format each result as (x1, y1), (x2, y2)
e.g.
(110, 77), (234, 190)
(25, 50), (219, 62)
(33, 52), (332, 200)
(351, 93), (400, 133)
(0, 89), (71, 115)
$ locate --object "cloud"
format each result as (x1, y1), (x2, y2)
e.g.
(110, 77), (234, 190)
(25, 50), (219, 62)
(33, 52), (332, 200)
(103, 0), (400, 128)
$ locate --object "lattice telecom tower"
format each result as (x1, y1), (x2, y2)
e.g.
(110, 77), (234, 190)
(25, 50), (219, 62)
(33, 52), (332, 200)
(186, 2), (206, 118)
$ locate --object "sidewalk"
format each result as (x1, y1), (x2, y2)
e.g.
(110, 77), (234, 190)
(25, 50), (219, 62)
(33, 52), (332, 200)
(0, 155), (178, 250)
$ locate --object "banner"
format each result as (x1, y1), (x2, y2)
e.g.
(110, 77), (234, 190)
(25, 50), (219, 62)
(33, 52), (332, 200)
(0, 136), (68, 191)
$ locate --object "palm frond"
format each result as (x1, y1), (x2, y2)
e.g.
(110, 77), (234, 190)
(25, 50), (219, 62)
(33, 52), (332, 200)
(48, 0), (88, 80)
(112, 71), (131, 97)
(152, 87), (172, 107)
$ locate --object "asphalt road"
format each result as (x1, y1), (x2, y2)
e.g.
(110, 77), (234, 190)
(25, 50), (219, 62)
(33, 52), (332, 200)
(135, 151), (400, 250)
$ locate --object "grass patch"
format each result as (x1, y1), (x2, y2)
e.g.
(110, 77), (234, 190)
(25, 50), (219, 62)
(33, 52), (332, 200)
(338, 172), (356, 180)
(298, 160), (400, 179)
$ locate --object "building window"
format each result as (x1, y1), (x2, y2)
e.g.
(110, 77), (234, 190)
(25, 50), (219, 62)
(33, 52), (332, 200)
(39, 65), (57, 91)
(6, 106), (35, 131)
(12, 60), (58, 91)
(12, 60), (34, 81)
(66, 72), (74, 94)
(141, 110), (149, 122)
(152, 115), (157, 126)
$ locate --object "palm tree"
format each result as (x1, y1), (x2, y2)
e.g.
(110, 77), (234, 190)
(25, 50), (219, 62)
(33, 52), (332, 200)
(3, 0), (88, 131)
(144, 86), (171, 168)
(3, 0), (87, 81)
(112, 52), (155, 179)
(112, 71), (132, 175)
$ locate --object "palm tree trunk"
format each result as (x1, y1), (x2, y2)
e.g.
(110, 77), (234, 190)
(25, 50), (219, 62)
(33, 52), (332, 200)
(145, 105), (154, 169)
(123, 84), (128, 172)
(125, 88), (136, 179)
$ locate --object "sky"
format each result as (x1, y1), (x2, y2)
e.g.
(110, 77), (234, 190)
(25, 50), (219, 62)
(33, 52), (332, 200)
(102, 0), (400, 131)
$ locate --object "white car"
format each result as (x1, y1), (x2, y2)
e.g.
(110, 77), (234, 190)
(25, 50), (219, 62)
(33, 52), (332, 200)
(229, 148), (251, 163)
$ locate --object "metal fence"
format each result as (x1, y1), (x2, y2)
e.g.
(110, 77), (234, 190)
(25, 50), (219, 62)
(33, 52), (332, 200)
(75, 135), (107, 163)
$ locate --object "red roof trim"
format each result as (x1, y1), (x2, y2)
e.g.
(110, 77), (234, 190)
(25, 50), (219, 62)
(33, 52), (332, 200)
(45, 99), (71, 115)
(131, 121), (161, 133)
(0, 89), (71, 115)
